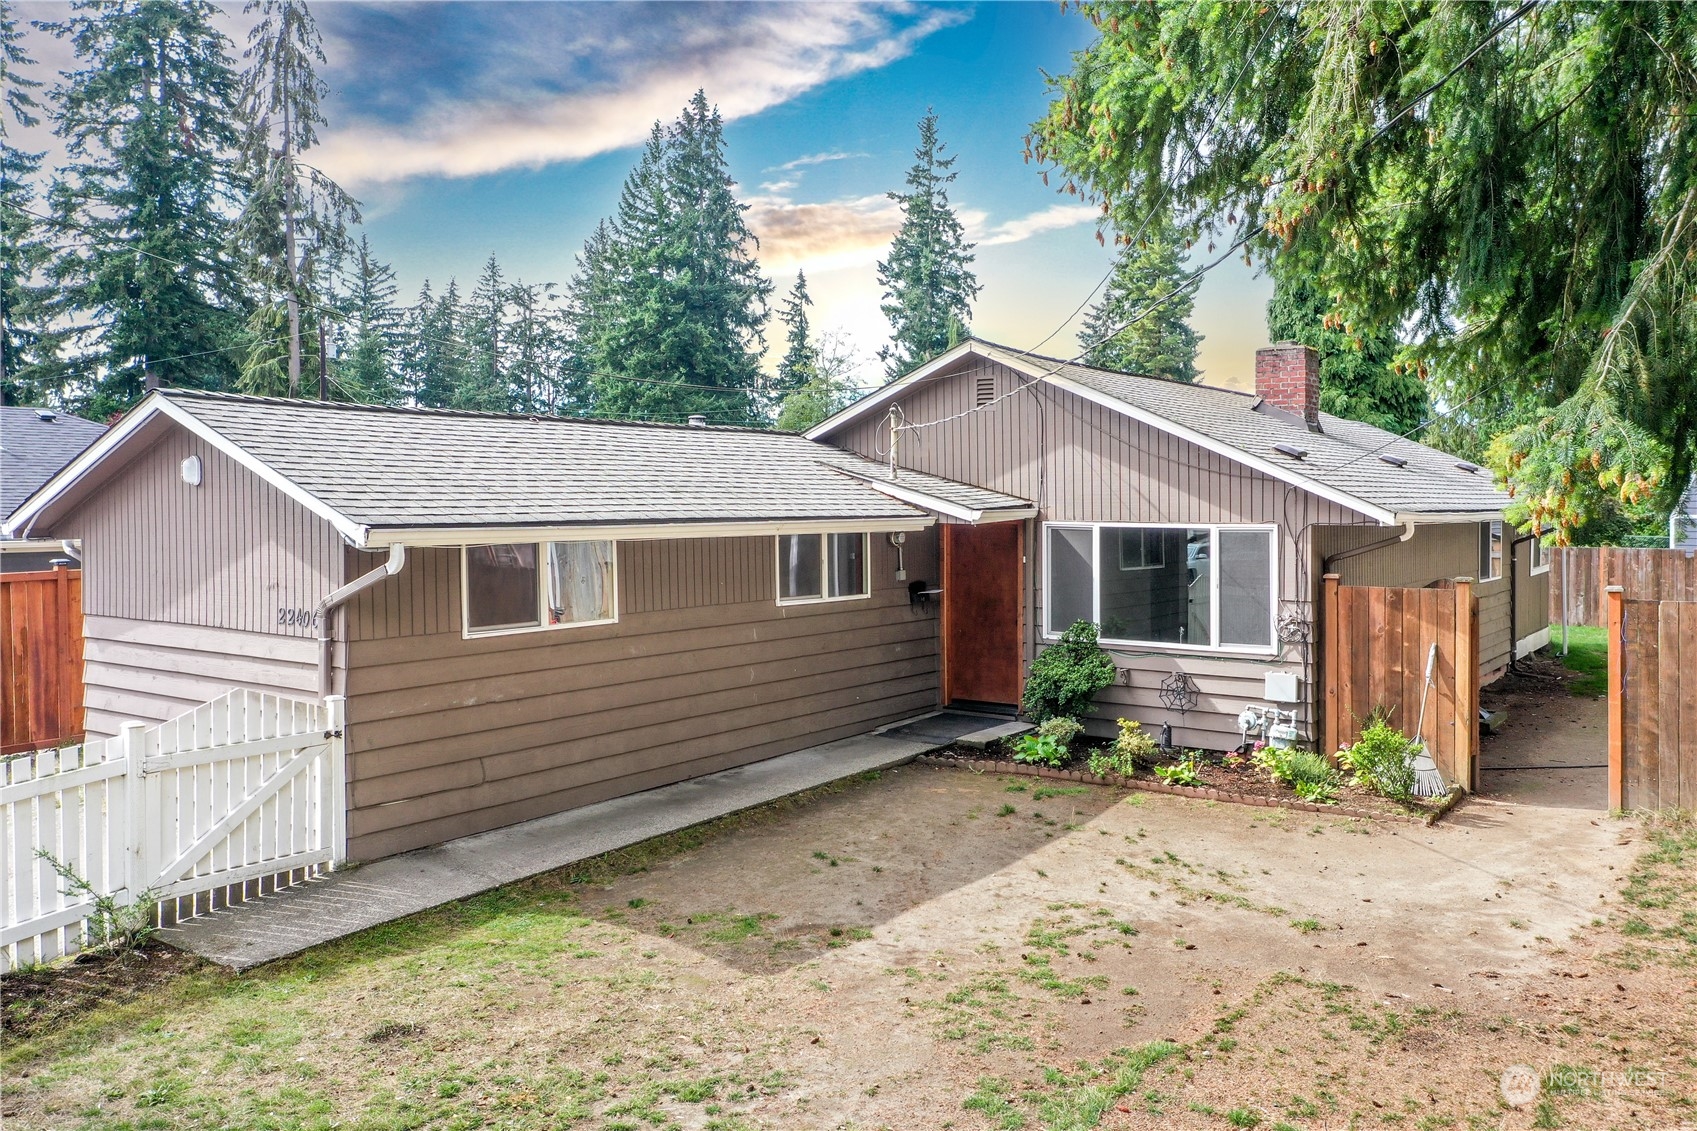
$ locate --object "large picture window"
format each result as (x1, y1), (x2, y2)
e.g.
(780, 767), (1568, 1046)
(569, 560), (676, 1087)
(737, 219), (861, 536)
(777, 532), (869, 604)
(1043, 523), (1276, 652)
(463, 540), (616, 637)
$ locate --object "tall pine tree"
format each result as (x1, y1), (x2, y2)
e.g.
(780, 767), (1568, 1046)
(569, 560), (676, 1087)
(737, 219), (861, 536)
(41, 0), (249, 416)
(1265, 272), (1428, 435)
(877, 110), (979, 378)
(0, 1), (61, 405)
(457, 253), (510, 412)
(1078, 217), (1200, 382)
(773, 270), (817, 402)
(575, 92), (771, 424)
(403, 279), (469, 409)
(333, 234), (401, 404)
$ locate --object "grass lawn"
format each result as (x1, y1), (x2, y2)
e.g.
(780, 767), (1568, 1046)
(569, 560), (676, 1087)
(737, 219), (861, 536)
(1553, 624), (1609, 696)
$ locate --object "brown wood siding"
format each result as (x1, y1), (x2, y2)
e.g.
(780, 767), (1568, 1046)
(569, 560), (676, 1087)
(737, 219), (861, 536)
(80, 615), (319, 738)
(340, 533), (941, 861)
(835, 358), (1370, 749)
(54, 426), (344, 638)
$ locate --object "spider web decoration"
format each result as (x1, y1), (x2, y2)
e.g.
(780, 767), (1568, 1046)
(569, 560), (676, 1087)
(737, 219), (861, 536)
(1158, 671), (1200, 715)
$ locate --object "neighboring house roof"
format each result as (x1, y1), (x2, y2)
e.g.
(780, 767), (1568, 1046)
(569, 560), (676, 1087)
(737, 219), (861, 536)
(6, 390), (955, 548)
(0, 406), (107, 520)
(808, 339), (1513, 526)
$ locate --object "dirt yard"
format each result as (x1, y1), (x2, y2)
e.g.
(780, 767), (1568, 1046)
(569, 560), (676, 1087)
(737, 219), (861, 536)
(7, 711), (1694, 1131)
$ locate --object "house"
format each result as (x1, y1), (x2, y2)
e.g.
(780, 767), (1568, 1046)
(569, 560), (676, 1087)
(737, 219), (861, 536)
(1, 405), (106, 571)
(1674, 473), (1697, 550)
(5, 339), (1547, 862)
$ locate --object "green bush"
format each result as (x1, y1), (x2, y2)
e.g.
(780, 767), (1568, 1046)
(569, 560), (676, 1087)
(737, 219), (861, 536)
(1337, 717), (1418, 801)
(1009, 733), (1068, 767)
(1038, 716), (1084, 749)
(1255, 746), (1341, 805)
(1021, 621), (1116, 723)
(1154, 753), (1203, 788)
(1088, 718), (1160, 777)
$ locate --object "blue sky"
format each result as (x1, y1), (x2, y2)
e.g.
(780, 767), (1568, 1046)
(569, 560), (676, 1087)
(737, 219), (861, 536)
(21, 1), (1273, 389)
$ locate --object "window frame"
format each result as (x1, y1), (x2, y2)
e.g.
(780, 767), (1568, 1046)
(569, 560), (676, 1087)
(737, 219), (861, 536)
(1041, 521), (1280, 656)
(774, 532), (873, 606)
(1528, 532), (1550, 576)
(1478, 520), (1504, 583)
(460, 540), (619, 640)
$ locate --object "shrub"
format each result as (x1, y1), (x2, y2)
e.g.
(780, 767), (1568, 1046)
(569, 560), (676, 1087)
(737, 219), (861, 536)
(1087, 718), (1159, 778)
(35, 848), (158, 953)
(1021, 621), (1116, 723)
(1337, 716), (1418, 801)
(1154, 753), (1203, 788)
(1009, 733), (1068, 767)
(1255, 746), (1341, 805)
(1038, 716), (1084, 749)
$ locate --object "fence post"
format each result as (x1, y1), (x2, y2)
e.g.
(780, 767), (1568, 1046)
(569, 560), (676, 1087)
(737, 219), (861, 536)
(1605, 586), (1625, 811)
(120, 721), (148, 903)
(1321, 574), (1341, 760)
(325, 694), (348, 867)
(1453, 578), (1478, 792)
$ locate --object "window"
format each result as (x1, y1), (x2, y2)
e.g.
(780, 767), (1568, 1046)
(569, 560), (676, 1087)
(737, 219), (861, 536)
(1478, 520), (1503, 582)
(463, 540), (616, 637)
(777, 533), (869, 603)
(1528, 534), (1550, 576)
(1043, 523), (1276, 652)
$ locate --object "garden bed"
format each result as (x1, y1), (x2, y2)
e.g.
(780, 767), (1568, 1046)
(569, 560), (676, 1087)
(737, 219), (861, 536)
(921, 740), (1455, 825)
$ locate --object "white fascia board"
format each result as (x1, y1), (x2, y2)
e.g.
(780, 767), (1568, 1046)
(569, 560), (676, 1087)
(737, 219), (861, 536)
(804, 341), (981, 441)
(363, 514), (935, 549)
(1040, 371), (1400, 526)
(3, 398), (166, 537)
(1395, 509), (1508, 524)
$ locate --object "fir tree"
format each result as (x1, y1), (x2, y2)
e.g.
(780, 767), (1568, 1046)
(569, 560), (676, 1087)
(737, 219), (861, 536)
(457, 253), (509, 412)
(1265, 271), (1427, 435)
(775, 331), (862, 433)
(877, 110), (979, 378)
(334, 234), (401, 404)
(234, 0), (358, 398)
(41, 0), (249, 416)
(403, 280), (468, 409)
(505, 279), (578, 416)
(577, 92), (772, 424)
(773, 270), (817, 403)
(0, 1), (61, 405)
(1078, 218), (1200, 383)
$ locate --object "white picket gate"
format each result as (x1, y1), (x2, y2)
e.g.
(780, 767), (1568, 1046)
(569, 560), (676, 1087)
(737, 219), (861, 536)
(1, 689), (345, 970)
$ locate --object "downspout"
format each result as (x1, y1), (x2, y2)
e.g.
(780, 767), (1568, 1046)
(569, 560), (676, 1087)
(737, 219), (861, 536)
(315, 543), (406, 696)
(1320, 517), (1416, 574)
(58, 539), (82, 564)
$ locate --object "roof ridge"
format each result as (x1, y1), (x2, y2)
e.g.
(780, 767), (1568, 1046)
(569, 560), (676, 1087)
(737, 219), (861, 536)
(155, 388), (791, 436)
(968, 337), (1259, 400)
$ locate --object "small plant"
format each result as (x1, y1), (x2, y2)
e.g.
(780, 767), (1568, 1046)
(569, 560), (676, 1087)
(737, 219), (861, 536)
(1337, 715), (1417, 801)
(1021, 620), (1116, 722)
(1009, 733), (1068, 767)
(1154, 754), (1203, 788)
(35, 848), (158, 954)
(1088, 718), (1159, 777)
(1227, 1109), (1263, 1129)
(1038, 715), (1084, 749)
(1254, 746), (1341, 804)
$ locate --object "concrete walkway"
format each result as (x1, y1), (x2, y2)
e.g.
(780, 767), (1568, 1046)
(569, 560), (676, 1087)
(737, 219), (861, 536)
(161, 716), (1000, 970)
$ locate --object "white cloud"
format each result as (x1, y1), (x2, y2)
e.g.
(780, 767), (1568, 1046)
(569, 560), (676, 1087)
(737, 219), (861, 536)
(313, 5), (965, 188)
(746, 192), (905, 274)
(975, 203), (1102, 247)
(768, 150), (870, 173)
(760, 178), (800, 194)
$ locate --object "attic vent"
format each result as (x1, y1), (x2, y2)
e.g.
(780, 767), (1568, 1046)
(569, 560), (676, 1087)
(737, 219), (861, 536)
(1273, 443), (1308, 460)
(1455, 461), (1481, 474)
(974, 375), (995, 407)
(1378, 454), (1408, 468)
(34, 408), (55, 422)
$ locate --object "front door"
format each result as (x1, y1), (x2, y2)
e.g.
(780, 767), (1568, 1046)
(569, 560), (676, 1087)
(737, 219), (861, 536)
(942, 522), (1024, 707)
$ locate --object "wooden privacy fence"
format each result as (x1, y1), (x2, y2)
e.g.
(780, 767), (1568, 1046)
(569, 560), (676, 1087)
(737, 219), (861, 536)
(1, 689), (346, 970)
(1606, 589), (1696, 811)
(1551, 546), (1697, 628)
(1322, 575), (1480, 792)
(1, 567), (85, 755)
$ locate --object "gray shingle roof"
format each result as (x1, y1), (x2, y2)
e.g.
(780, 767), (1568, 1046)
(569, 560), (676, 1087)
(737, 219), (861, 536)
(967, 342), (1511, 518)
(813, 449), (1033, 515)
(162, 391), (928, 530)
(0, 407), (107, 520)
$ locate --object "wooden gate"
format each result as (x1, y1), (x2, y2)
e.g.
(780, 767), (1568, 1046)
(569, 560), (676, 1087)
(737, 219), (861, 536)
(1606, 589), (1696, 811)
(1, 689), (346, 969)
(1, 567), (85, 754)
(1321, 575), (1480, 791)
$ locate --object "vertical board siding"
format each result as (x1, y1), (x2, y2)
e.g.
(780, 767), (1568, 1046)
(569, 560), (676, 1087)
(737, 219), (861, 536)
(1551, 546), (1697, 627)
(836, 358), (1368, 749)
(341, 533), (941, 861)
(1613, 598), (1696, 812)
(57, 427), (343, 637)
(0, 568), (84, 753)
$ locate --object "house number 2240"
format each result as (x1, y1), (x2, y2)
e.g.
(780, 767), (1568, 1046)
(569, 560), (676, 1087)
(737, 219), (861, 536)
(276, 607), (322, 629)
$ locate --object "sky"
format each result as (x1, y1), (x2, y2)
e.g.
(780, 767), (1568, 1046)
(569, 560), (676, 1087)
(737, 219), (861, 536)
(15, 1), (1274, 391)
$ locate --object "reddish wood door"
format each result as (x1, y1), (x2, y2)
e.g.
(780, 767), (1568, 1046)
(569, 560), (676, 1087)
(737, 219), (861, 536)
(942, 522), (1024, 706)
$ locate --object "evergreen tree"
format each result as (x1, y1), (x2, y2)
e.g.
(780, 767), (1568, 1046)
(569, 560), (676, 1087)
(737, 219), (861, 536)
(457, 253), (509, 412)
(0, 1), (61, 405)
(402, 280), (468, 409)
(334, 234), (401, 404)
(234, 0), (358, 398)
(1078, 217), (1200, 382)
(775, 331), (862, 433)
(877, 110), (979, 378)
(41, 0), (249, 416)
(577, 92), (772, 424)
(505, 279), (578, 416)
(1265, 271), (1427, 435)
(773, 270), (817, 404)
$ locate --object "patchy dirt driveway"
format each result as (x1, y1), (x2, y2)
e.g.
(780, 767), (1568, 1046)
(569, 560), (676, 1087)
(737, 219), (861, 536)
(11, 749), (1688, 1131)
(1478, 655), (1610, 809)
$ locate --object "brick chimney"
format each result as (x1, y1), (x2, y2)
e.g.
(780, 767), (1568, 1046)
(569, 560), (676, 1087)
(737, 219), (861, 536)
(1255, 342), (1321, 432)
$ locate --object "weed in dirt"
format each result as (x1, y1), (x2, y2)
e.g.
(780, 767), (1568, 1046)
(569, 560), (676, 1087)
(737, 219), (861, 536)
(1290, 918), (1324, 934)
(1033, 785), (1089, 801)
(1613, 816), (1697, 965)
(1032, 1042), (1181, 1131)
(999, 804), (1018, 816)
(1227, 1108), (1263, 1128)
(964, 1076), (1027, 1129)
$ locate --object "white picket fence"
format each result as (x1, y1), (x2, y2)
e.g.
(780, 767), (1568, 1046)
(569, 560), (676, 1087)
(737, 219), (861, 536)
(1, 689), (345, 970)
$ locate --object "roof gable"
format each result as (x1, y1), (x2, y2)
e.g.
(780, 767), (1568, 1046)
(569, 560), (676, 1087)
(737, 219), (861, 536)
(0, 407), (109, 520)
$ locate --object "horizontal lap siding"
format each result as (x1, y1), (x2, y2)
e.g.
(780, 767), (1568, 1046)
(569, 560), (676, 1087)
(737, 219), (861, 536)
(341, 534), (940, 861)
(836, 359), (1366, 749)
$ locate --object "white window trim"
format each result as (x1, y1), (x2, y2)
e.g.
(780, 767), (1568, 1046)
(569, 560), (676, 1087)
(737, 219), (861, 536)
(1528, 533), (1550, 576)
(1041, 521), (1280, 657)
(775, 532), (873, 606)
(1479, 520), (1504, 583)
(461, 541), (619, 639)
